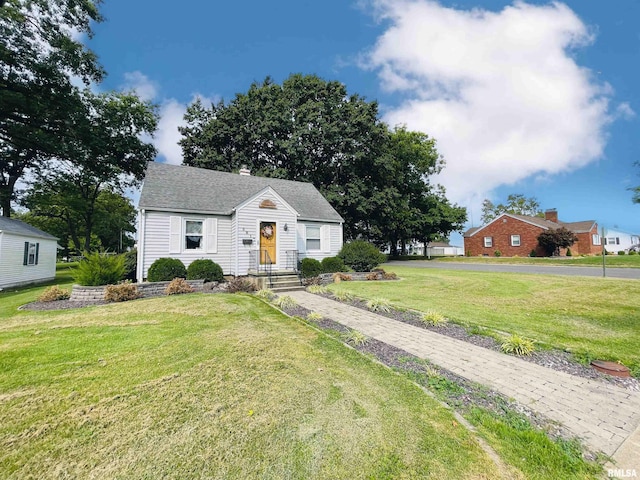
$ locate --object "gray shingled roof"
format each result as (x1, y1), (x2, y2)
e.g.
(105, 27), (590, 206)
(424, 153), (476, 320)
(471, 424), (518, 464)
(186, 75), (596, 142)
(0, 217), (57, 240)
(139, 162), (344, 222)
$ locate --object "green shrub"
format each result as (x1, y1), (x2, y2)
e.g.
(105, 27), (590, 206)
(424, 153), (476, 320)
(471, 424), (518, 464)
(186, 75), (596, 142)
(147, 258), (187, 282)
(565, 248), (572, 257)
(529, 249), (537, 257)
(494, 250), (502, 257)
(321, 256), (346, 273)
(366, 297), (392, 313)
(122, 249), (137, 281)
(186, 259), (224, 282)
(338, 240), (386, 272)
(74, 252), (125, 286)
(422, 310), (447, 326)
(164, 278), (194, 295)
(104, 282), (141, 302)
(629, 250), (638, 256)
(501, 334), (535, 356)
(38, 285), (71, 302)
(226, 277), (257, 293)
(300, 257), (322, 278)
(618, 250), (626, 256)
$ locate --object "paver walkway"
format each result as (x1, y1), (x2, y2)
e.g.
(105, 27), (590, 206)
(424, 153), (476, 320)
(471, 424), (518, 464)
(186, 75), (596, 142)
(287, 291), (640, 468)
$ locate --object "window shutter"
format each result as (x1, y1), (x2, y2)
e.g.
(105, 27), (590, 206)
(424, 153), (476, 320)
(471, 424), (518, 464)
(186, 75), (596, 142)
(321, 225), (331, 253)
(205, 218), (218, 254)
(169, 216), (181, 253)
(35, 243), (39, 265)
(23, 242), (29, 265)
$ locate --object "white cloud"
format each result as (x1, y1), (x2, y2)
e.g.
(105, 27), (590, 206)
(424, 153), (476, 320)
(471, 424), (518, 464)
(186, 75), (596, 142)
(122, 71), (159, 102)
(364, 0), (614, 207)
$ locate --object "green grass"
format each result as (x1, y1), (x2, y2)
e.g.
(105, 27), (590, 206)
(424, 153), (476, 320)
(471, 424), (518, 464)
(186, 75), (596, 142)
(330, 265), (640, 373)
(0, 289), (504, 478)
(434, 255), (640, 268)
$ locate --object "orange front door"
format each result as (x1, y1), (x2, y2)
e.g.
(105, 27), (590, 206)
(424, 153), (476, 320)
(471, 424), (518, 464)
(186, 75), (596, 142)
(260, 222), (276, 264)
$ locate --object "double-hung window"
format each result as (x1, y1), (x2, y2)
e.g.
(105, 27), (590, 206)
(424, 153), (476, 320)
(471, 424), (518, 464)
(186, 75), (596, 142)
(23, 242), (39, 266)
(592, 234), (601, 246)
(510, 235), (521, 247)
(185, 220), (203, 250)
(306, 226), (321, 251)
(483, 237), (493, 248)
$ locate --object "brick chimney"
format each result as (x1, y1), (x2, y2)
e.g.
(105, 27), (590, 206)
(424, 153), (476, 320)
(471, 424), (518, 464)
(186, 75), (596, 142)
(239, 165), (251, 176)
(545, 208), (558, 223)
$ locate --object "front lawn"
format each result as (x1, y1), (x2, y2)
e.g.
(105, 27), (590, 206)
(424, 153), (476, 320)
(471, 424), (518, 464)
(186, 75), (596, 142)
(434, 255), (640, 268)
(0, 292), (502, 479)
(330, 266), (640, 374)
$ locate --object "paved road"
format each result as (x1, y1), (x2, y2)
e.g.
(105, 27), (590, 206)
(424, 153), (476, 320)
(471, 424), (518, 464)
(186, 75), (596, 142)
(385, 260), (640, 279)
(288, 291), (640, 469)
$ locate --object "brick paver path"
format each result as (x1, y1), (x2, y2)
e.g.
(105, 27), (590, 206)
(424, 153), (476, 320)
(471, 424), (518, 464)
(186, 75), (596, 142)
(288, 291), (640, 462)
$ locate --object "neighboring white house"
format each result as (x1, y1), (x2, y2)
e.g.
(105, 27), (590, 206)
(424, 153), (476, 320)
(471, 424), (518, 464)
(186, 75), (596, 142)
(0, 217), (58, 289)
(602, 228), (640, 253)
(137, 162), (344, 280)
(412, 242), (464, 257)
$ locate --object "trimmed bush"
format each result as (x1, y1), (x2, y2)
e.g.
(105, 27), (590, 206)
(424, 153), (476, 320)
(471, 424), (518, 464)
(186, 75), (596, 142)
(147, 258), (187, 282)
(74, 252), (125, 286)
(187, 259), (224, 282)
(38, 285), (71, 302)
(300, 257), (322, 278)
(494, 250), (502, 257)
(629, 250), (638, 256)
(618, 250), (626, 256)
(529, 249), (537, 257)
(565, 248), (572, 257)
(165, 278), (195, 295)
(338, 241), (386, 272)
(104, 282), (141, 302)
(321, 256), (346, 274)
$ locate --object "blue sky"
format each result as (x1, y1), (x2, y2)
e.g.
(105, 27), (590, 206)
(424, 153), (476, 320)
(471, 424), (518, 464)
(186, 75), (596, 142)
(88, 0), (640, 242)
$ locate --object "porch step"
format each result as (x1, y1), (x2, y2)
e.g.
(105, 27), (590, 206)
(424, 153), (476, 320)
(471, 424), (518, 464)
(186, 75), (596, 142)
(266, 274), (304, 292)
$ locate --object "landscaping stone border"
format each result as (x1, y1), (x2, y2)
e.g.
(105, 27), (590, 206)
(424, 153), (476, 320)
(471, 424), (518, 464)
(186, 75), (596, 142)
(70, 279), (205, 301)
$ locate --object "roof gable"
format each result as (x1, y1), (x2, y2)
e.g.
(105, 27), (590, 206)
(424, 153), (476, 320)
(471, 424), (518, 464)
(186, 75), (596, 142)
(235, 186), (299, 217)
(465, 213), (553, 237)
(139, 163), (343, 223)
(0, 217), (57, 240)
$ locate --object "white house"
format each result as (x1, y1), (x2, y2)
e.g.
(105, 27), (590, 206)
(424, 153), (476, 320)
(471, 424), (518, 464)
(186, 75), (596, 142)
(0, 217), (58, 289)
(137, 162), (344, 280)
(602, 228), (640, 253)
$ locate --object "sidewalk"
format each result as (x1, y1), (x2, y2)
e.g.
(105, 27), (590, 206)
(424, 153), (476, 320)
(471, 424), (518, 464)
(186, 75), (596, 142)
(287, 291), (640, 467)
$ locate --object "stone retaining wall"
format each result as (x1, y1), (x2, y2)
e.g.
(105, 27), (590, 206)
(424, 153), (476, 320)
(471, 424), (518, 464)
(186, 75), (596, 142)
(70, 279), (206, 301)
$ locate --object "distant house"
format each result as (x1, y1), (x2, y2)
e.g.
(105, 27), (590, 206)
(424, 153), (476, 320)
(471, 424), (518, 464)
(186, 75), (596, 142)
(137, 163), (344, 280)
(601, 228), (639, 253)
(0, 217), (58, 289)
(410, 242), (464, 257)
(464, 209), (601, 257)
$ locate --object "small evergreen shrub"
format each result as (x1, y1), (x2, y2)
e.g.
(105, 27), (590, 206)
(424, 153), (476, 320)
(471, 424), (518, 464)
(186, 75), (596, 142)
(306, 284), (328, 294)
(38, 285), (71, 302)
(300, 258), (322, 278)
(494, 250), (502, 257)
(618, 250), (626, 256)
(104, 282), (141, 302)
(338, 240), (386, 272)
(74, 252), (125, 286)
(187, 259), (224, 282)
(122, 249), (137, 281)
(226, 277), (257, 293)
(306, 312), (323, 321)
(422, 310), (447, 326)
(565, 248), (572, 257)
(366, 297), (391, 313)
(529, 249), (537, 257)
(501, 334), (535, 356)
(273, 295), (297, 309)
(255, 288), (275, 301)
(321, 256), (346, 273)
(629, 250), (638, 256)
(164, 278), (195, 295)
(147, 258), (186, 282)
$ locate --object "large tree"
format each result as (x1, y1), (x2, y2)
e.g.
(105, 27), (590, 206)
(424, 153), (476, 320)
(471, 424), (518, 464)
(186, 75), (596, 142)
(0, 0), (104, 216)
(537, 227), (578, 256)
(481, 194), (542, 224)
(21, 90), (158, 252)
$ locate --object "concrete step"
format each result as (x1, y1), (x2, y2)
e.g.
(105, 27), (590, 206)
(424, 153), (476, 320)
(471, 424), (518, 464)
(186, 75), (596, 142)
(272, 285), (306, 293)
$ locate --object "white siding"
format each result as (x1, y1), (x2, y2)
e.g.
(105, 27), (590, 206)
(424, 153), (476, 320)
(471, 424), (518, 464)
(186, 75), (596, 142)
(0, 232), (57, 288)
(140, 210), (232, 279)
(235, 190), (297, 275)
(297, 221), (343, 261)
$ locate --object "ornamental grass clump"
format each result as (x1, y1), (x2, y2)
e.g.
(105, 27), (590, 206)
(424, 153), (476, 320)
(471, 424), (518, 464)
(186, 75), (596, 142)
(332, 290), (354, 302)
(226, 277), (257, 293)
(501, 334), (535, 356)
(104, 282), (141, 302)
(306, 284), (328, 294)
(255, 288), (275, 301)
(332, 272), (352, 283)
(366, 297), (392, 313)
(38, 285), (71, 302)
(422, 310), (447, 326)
(164, 278), (195, 295)
(273, 295), (297, 309)
(306, 312), (323, 322)
(343, 330), (369, 347)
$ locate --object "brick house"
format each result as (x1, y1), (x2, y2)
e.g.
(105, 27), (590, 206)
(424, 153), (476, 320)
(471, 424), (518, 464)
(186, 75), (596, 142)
(464, 209), (601, 257)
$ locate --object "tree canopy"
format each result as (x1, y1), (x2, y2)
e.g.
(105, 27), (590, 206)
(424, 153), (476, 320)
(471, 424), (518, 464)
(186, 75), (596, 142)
(481, 194), (542, 224)
(537, 227), (578, 256)
(179, 74), (466, 247)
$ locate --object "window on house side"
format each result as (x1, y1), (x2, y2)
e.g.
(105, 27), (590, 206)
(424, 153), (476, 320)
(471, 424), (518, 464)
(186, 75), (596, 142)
(306, 226), (321, 251)
(511, 235), (521, 247)
(27, 243), (37, 265)
(592, 234), (601, 246)
(185, 220), (203, 249)
(483, 237), (492, 248)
